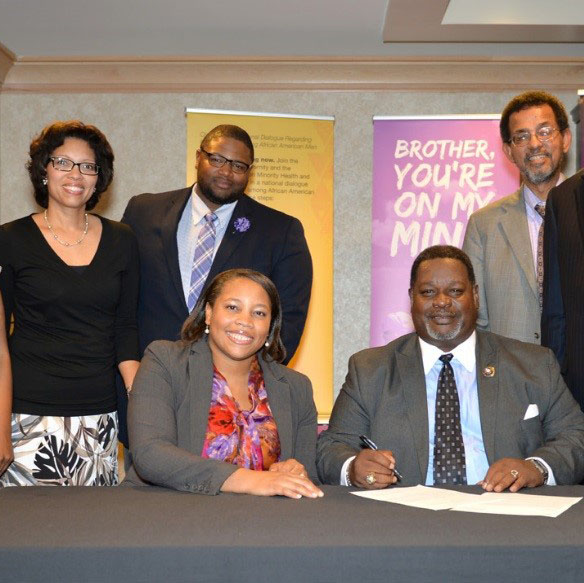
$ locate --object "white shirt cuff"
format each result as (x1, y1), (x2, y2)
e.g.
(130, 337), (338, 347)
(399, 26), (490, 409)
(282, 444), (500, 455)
(340, 456), (356, 486)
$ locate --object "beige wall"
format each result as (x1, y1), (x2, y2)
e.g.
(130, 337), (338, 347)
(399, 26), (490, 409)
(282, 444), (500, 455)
(0, 90), (580, 395)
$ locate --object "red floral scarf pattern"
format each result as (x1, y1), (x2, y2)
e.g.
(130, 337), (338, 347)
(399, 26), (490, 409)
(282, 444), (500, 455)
(201, 358), (281, 470)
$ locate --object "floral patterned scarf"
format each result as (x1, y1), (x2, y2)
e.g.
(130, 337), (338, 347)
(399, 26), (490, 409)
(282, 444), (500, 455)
(201, 357), (281, 470)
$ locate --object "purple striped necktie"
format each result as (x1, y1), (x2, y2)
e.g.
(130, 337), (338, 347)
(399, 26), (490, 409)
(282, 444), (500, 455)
(187, 212), (217, 312)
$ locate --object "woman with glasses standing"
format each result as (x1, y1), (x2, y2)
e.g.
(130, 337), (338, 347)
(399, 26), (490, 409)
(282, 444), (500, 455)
(0, 120), (140, 486)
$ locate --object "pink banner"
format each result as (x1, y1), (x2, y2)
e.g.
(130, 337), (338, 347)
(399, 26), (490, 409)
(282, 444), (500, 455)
(371, 116), (519, 347)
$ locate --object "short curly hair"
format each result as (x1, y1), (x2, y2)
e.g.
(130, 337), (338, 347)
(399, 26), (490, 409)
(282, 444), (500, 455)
(27, 120), (114, 210)
(181, 268), (286, 363)
(500, 91), (569, 145)
(410, 245), (476, 289)
(200, 124), (254, 162)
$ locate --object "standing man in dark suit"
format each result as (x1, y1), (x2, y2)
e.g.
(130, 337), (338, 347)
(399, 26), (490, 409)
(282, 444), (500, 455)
(542, 169), (584, 411)
(119, 124), (312, 445)
(317, 245), (584, 491)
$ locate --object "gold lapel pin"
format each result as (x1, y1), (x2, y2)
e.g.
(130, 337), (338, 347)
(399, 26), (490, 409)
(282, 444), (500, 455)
(482, 366), (495, 378)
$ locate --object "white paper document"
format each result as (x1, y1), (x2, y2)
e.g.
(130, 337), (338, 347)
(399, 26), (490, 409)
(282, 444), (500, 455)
(351, 485), (478, 510)
(450, 492), (581, 517)
(351, 485), (581, 517)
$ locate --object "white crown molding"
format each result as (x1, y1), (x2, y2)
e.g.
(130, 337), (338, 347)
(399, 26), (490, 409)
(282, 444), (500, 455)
(1, 56), (583, 92)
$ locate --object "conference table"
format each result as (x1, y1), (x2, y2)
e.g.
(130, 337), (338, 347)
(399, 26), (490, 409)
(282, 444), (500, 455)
(2, 484), (584, 582)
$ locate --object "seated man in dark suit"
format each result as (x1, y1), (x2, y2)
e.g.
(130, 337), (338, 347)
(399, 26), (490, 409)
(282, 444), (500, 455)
(317, 245), (584, 492)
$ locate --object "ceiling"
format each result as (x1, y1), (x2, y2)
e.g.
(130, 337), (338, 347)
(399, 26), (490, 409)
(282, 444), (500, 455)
(0, 0), (583, 60)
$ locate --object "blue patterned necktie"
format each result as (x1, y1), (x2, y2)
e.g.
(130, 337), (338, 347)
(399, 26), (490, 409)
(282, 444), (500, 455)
(433, 353), (467, 485)
(187, 212), (217, 312)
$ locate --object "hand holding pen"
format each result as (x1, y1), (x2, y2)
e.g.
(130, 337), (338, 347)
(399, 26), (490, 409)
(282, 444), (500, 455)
(346, 435), (403, 489)
(359, 435), (403, 482)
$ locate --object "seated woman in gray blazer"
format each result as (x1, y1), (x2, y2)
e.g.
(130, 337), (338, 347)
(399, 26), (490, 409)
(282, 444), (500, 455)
(125, 268), (322, 499)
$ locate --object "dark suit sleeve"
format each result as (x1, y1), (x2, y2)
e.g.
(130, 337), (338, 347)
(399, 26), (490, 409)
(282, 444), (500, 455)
(532, 348), (584, 484)
(128, 343), (238, 494)
(273, 218), (312, 363)
(121, 195), (138, 228)
(541, 191), (565, 365)
(289, 374), (319, 483)
(316, 355), (370, 484)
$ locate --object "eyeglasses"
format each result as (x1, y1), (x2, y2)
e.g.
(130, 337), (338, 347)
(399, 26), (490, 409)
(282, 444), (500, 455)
(509, 126), (561, 147)
(49, 157), (99, 176)
(200, 148), (251, 174)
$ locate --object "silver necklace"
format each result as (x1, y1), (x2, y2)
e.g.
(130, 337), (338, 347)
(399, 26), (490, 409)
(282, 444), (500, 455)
(43, 209), (89, 247)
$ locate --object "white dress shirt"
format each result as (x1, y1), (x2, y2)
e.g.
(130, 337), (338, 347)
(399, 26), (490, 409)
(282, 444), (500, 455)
(177, 185), (237, 303)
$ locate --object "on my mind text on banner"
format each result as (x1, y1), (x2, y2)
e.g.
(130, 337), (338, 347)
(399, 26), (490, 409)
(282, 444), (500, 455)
(371, 116), (519, 347)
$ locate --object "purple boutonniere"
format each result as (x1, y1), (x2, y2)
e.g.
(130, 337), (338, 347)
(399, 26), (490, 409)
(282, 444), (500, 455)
(233, 217), (251, 233)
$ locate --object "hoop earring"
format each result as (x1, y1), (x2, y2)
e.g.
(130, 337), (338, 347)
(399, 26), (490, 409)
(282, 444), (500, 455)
(204, 324), (210, 334)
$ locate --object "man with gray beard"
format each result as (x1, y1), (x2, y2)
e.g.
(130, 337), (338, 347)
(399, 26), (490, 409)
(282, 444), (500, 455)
(463, 91), (571, 344)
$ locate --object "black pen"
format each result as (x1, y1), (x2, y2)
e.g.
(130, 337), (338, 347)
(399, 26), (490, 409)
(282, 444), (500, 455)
(359, 434), (403, 482)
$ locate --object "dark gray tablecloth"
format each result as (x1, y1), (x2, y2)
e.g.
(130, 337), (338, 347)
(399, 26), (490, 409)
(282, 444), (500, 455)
(1, 484), (584, 582)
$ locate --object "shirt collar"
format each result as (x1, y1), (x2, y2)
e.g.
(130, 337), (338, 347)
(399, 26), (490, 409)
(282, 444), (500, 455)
(191, 184), (238, 228)
(523, 173), (565, 209)
(419, 331), (476, 375)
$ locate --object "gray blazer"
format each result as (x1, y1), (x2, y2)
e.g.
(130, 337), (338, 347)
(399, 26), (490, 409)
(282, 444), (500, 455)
(317, 331), (584, 486)
(463, 187), (541, 344)
(124, 338), (318, 494)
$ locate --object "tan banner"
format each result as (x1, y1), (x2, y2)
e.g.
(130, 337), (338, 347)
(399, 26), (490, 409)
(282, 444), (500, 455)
(186, 109), (334, 419)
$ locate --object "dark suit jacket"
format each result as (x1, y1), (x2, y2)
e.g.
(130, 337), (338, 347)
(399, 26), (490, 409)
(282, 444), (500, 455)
(122, 187), (312, 358)
(118, 187), (312, 445)
(123, 338), (318, 494)
(542, 169), (584, 410)
(317, 331), (584, 486)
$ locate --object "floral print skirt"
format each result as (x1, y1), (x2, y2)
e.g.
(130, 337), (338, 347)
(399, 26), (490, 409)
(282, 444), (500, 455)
(0, 412), (118, 487)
